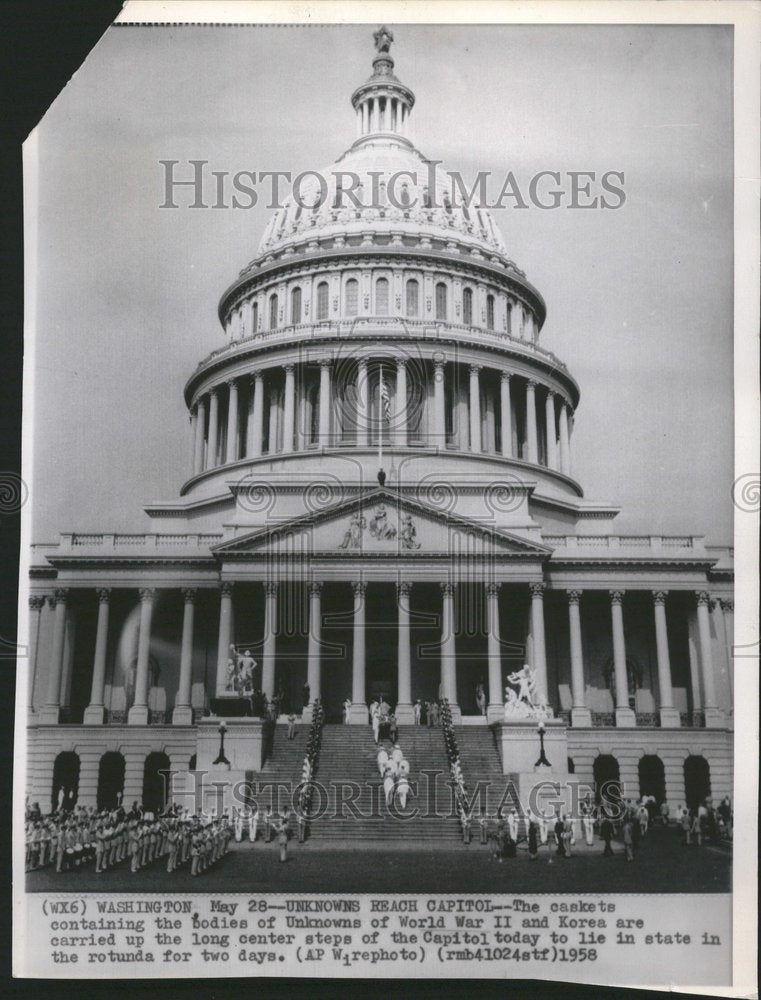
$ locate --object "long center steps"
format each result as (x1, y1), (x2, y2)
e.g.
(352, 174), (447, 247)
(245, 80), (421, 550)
(305, 724), (463, 842)
(453, 726), (515, 814)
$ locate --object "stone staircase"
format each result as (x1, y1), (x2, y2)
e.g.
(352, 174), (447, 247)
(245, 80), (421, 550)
(305, 724), (462, 842)
(452, 725), (515, 811)
(253, 723), (312, 810)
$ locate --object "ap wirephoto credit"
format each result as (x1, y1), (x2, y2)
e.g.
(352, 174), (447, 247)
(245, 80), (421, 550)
(14, 4), (758, 991)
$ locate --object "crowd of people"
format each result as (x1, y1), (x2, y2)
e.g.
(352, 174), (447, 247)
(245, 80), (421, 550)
(25, 800), (232, 876)
(377, 741), (412, 808)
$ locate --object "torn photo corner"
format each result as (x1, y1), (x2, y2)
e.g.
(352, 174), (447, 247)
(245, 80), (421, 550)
(12, 1), (759, 994)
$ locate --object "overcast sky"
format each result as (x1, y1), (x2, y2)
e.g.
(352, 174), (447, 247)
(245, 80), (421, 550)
(27, 23), (733, 544)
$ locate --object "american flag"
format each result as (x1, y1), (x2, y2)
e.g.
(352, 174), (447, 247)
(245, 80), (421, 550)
(379, 365), (391, 421)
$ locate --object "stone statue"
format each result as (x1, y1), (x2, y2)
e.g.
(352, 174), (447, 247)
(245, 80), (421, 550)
(504, 664), (552, 720)
(373, 25), (394, 54)
(369, 504), (397, 540)
(339, 512), (366, 549)
(400, 513), (421, 550)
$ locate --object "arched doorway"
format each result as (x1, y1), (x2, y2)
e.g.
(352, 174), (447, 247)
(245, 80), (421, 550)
(684, 755), (711, 810)
(593, 754), (621, 808)
(143, 752), (171, 815)
(51, 751), (80, 812)
(97, 751), (125, 811)
(638, 755), (666, 803)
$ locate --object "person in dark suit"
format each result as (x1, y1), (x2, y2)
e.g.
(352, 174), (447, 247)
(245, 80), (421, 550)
(600, 814), (614, 855)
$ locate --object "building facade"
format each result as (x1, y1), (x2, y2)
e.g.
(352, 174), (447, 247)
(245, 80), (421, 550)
(26, 29), (733, 815)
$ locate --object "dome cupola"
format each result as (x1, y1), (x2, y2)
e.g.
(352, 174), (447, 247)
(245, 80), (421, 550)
(350, 25), (415, 145)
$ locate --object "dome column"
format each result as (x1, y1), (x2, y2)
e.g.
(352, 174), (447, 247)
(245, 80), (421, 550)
(357, 359), (369, 446)
(610, 591), (635, 727)
(83, 588), (111, 724)
(652, 591), (680, 728)
(525, 380), (538, 464)
(500, 372), (513, 458)
(282, 365), (296, 453)
(303, 582), (322, 723)
(348, 582), (368, 723)
(432, 359), (446, 447)
(469, 364), (482, 453)
(206, 388), (220, 469)
(193, 397), (206, 476)
(395, 358), (408, 446)
(248, 371), (264, 458)
(529, 583), (549, 711)
(225, 378), (239, 464)
(545, 390), (558, 470)
(559, 402), (571, 476)
(262, 582), (278, 702)
(318, 360), (332, 445)
(395, 583), (414, 724)
(128, 587), (157, 724)
(173, 588), (197, 725)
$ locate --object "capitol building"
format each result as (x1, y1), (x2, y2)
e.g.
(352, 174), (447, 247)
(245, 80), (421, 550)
(25, 29), (733, 821)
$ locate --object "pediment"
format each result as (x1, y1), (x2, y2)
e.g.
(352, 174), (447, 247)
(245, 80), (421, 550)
(214, 487), (551, 559)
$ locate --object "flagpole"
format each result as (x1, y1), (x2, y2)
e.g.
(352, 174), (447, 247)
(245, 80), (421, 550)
(378, 362), (383, 471)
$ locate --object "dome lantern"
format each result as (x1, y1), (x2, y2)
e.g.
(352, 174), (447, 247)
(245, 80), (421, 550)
(351, 26), (415, 145)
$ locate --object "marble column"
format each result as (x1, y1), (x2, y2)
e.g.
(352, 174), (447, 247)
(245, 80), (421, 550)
(696, 591), (725, 727)
(249, 371), (264, 458)
(652, 591), (680, 727)
(395, 358), (408, 446)
(486, 582), (503, 723)
(261, 582), (278, 702)
(40, 589), (69, 724)
(193, 397), (206, 476)
(318, 360), (332, 446)
(567, 590), (591, 726)
(432, 359), (446, 447)
(469, 364), (482, 453)
(27, 595), (45, 711)
(214, 582), (234, 698)
(225, 379), (239, 464)
(396, 582), (414, 723)
(173, 588), (197, 725)
(303, 582), (322, 723)
(268, 379), (280, 453)
(188, 408), (197, 473)
(719, 598), (734, 703)
(357, 359), (369, 446)
(282, 364), (295, 453)
(128, 587), (156, 724)
(207, 388), (219, 470)
(500, 372), (512, 458)
(349, 582), (368, 723)
(559, 402), (571, 476)
(545, 390), (558, 469)
(439, 582), (460, 721)
(83, 588), (111, 724)
(525, 380), (538, 464)
(529, 583), (549, 709)
(610, 591), (635, 727)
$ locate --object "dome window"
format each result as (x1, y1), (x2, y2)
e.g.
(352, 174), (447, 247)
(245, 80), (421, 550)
(269, 293), (279, 330)
(316, 281), (329, 321)
(344, 278), (359, 317)
(291, 287), (302, 325)
(405, 278), (419, 318)
(375, 277), (390, 316)
(463, 287), (473, 326)
(486, 294), (495, 331)
(252, 301), (258, 332)
(435, 282), (447, 321)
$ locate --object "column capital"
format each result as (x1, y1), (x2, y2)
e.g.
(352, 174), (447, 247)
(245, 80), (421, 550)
(433, 358), (445, 373)
(469, 363), (482, 375)
(529, 582), (546, 599)
(545, 388), (556, 400)
(220, 581), (235, 597)
(139, 587), (157, 603)
(182, 587), (198, 604)
(485, 582), (500, 597)
(695, 590), (712, 606)
(566, 589), (582, 605)
(226, 376), (238, 388)
(96, 588), (112, 604)
(609, 589), (625, 605)
(352, 581), (367, 597)
(53, 587), (69, 605)
(318, 358), (332, 370)
(440, 582), (455, 597)
(309, 581), (323, 596)
(209, 385), (219, 398)
(500, 370), (512, 383)
(652, 590), (669, 605)
(264, 581), (278, 597)
(397, 581), (412, 597)
(526, 379), (538, 390)
(29, 595), (46, 611)
(283, 363), (295, 375)
(250, 369), (263, 384)
(719, 598), (734, 612)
